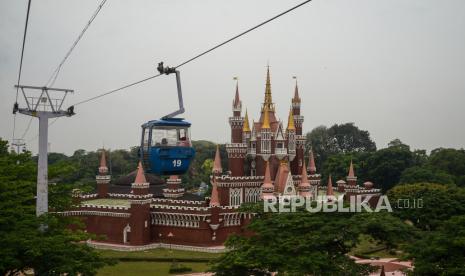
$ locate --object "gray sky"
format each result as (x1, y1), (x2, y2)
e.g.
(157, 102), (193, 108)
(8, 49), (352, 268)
(1, 0), (464, 155)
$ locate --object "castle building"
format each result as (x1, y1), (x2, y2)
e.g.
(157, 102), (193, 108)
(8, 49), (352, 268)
(62, 67), (380, 250)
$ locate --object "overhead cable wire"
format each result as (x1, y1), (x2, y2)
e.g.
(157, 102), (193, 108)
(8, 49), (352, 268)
(25, 0), (107, 143)
(45, 0), (108, 88)
(69, 0), (312, 108)
(12, 0), (32, 144)
(174, 0), (312, 69)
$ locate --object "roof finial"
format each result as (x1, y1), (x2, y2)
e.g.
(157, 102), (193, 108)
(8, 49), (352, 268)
(287, 107), (295, 130)
(212, 145), (223, 174)
(243, 109), (251, 132)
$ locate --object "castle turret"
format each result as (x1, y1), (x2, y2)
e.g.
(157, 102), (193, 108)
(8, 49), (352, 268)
(327, 175), (334, 197)
(226, 82), (247, 176)
(229, 82), (243, 143)
(291, 81), (303, 135)
(242, 109), (251, 144)
(307, 149), (317, 175)
(260, 105), (272, 161)
(347, 160), (357, 186)
(96, 150), (110, 198)
(210, 178), (220, 207)
(163, 175), (185, 198)
(287, 107), (299, 174)
(129, 162), (152, 245)
(298, 159), (311, 197)
(261, 161), (274, 199)
(212, 145), (223, 175)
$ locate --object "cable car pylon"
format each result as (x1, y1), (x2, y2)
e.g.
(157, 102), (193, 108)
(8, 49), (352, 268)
(13, 85), (75, 216)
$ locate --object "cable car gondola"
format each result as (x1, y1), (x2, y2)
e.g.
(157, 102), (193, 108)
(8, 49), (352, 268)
(140, 63), (195, 175)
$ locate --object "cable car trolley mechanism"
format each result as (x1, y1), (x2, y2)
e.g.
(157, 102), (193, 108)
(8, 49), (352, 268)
(140, 63), (195, 175)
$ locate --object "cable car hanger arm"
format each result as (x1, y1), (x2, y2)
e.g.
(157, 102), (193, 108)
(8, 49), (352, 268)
(157, 62), (184, 120)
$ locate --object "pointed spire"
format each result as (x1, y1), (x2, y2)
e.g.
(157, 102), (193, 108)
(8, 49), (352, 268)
(263, 66), (274, 111)
(287, 107), (295, 130)
(300, 159), (309, 184)
(264, 161), (272, 186)
(212, 145), (223, 174)
(243, 109), (251, 132)
(210, 178), (220, 207)
(134, 161), (147, 184)
(348, 159), (355, 178)
(261, 105), (271, 129)
(292, 80), (301, 103)
(327, 175), (334, 196)
(298, 159), (311, 196)
(233, 81), (241, 108)
(98, 149), (108, 175)
(308, 149), (316, 174)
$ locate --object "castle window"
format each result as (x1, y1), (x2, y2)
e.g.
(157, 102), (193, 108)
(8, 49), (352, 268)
(229, 188), (242, 206)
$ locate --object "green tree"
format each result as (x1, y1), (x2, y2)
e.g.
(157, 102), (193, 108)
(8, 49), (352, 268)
(407, 215), (465, 275)
(211, 204), (411, 276)
(364, 143), (413, 192)
(399, 166), (454, 185)
(0, 138), (113, 275)
(429, 148), (465, 187)
(387, 183), (465, 230)
(306, 123), (376, 169)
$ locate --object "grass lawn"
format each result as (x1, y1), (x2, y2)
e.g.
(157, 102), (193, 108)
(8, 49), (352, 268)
(350, 234), (406, 259)
(97, 248), (220, 275)
(82, 198), (130, 207)
(97, 261), (210, 276)
(98, 247), (221, 260)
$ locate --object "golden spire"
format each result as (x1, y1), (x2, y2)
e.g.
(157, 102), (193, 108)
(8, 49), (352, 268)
(263, 66), (274, 112)
(287, 107), (295, 130)
(262, 104), (271, 129)
(243, 109), (251, 132)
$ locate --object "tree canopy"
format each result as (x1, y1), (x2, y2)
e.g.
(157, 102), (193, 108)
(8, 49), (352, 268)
(0, 138), (113, 275)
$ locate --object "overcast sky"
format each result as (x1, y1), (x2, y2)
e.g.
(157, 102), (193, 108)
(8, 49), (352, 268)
(1, 0), (464, 155)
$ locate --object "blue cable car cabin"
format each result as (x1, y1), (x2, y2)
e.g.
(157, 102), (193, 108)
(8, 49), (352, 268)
(140, 118), (195, 175)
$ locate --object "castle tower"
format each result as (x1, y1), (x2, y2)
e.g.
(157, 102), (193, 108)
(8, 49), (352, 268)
(307, 149), (317, 175)
(346, 160), (357, 186)
(96, 150), (110, 198)
(242, 109), (251, 144)
(260, 105), (272, 162)
(287, 107), (299, 174)
(226, 82), (247, 176)
(129, 162), (152, 245)
(229, 81), (243, 143)
(327, 175), (334, 197)
(291, 81), (304, 135)
(298, 159), (311, 197)
(210, 178), (220, 207)
(212, 145), (223, 175)
(163, 175), (185, 198)
(261, 161), (274, 199)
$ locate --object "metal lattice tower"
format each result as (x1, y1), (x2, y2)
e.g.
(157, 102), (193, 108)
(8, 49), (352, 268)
(13, 85), (75, 216)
